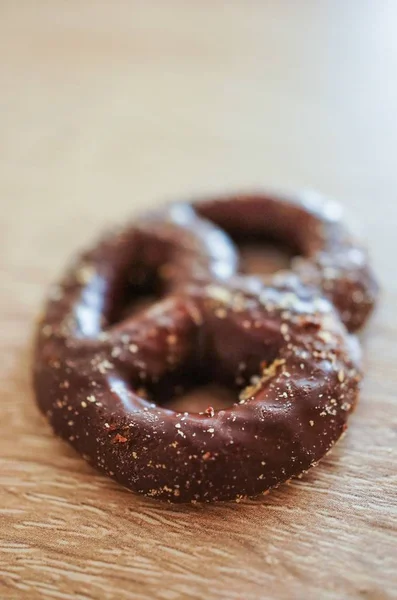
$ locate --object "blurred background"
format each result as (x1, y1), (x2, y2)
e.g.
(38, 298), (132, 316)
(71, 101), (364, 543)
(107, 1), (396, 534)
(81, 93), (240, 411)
(1, 1), (396, 284)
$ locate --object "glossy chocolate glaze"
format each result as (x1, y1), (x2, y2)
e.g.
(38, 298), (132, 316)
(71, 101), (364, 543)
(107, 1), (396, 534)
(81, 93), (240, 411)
(33, 192), (377, 502)
(194, 191), (378, 332)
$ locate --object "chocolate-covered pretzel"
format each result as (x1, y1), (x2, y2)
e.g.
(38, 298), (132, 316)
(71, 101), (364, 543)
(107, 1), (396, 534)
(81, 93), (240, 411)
(33, 192), (378, 502)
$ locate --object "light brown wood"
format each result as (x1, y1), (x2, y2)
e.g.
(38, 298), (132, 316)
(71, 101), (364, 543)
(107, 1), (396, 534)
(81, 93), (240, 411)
(1, 2), (396, 599)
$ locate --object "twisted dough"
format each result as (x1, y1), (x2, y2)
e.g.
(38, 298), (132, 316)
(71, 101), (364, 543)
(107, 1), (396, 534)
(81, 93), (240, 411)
(34, 191), (377, 502)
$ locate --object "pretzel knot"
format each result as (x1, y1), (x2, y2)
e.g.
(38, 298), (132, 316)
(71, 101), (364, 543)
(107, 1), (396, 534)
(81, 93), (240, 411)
(34, 192), (378, 502)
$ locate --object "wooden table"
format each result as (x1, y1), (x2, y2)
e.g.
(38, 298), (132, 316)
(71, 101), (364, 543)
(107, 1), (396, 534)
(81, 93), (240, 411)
(1, 2), (396, 599)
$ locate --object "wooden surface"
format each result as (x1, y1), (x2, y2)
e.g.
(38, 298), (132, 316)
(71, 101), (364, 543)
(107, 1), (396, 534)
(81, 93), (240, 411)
(1, 2), (396, 599)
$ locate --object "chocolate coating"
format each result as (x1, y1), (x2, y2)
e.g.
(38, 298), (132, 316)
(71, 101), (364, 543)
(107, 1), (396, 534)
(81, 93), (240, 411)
(33, 192), (377, 502)
(194, 191), (378, 332)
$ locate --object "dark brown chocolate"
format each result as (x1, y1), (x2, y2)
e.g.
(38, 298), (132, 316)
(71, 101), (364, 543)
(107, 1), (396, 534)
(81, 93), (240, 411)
(33, 192), (378, 502)
(194, 191), (378, 332)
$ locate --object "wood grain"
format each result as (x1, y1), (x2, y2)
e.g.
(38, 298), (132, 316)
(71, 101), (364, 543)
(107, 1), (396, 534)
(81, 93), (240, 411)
(0, 2), (396, 599)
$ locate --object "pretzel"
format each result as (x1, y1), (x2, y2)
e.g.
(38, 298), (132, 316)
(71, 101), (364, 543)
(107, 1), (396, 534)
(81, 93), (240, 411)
(33, 192), (377, 502)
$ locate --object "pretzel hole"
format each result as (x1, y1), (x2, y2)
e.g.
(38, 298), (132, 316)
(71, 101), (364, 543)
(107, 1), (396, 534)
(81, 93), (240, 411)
(109, 269), (164, 324)
(236, 237), (297, 276)
(138, 347), (272, 414)
(163, 383), (236, 413)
